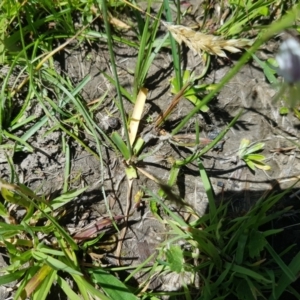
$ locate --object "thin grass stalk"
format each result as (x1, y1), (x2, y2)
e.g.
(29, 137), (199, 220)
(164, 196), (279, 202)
(86, 29), (139, 48)
(176, 0), (181, 76)
(198, 160), (216, 220)
(163, 0), (181, 89)
(34, 71), (100, 156)
(101, 0), (132, 157)
(133, 1), (151, 99)
(271, 250), (300, 299)
(138, 4), (164, 93)
(31, 76), (100, 161)
(63, 138), (70, 193)
(6, 150), (17, 183)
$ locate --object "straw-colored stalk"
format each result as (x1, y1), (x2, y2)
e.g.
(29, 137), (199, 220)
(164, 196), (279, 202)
(164, 22), (253, 58)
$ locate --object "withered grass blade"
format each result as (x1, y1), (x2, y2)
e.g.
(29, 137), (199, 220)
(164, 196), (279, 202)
(155, 81), (191, 128)
(129, 87), (148, 145)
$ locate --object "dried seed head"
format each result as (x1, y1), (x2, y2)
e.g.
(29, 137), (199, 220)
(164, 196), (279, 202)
(163, 22), (253, 58)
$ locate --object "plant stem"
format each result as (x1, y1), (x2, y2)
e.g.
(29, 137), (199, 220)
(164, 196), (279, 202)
(101, 0), (132, 157)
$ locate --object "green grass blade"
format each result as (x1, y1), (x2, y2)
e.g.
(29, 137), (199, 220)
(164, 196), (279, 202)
(225, 262), (271, 283)
(133, 1), (151, 98)
(72, 274), (111, 300)
(86, 30), (139, 48)
(101, 0), (132, 158)
(270, 250), (300, 300)
(32, 251), (82, 276)
(163, 0), (181, 89)
(63, 138), (70, 193)
(252, 54), (278, 84)
(265, 242), (295, 281)
(91, 268), (138, 300)
(111, 131), (130, 160)
(139, 11), (166, 86)
(198, 159), (216, 219)
(235, 232), (248, 265)
(56, 275), (83, 300)
(0, 269), (26, 285)
(31, 266), (56, 300)
(145, 188), (188, 228)
(42, 187), (88, 213)
(3, 129), (34, 152)
(101, 72), (133, 102)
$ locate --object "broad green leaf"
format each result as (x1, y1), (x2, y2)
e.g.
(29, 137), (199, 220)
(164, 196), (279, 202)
(166, 245), (184, 273)
(32, 251), (82, 276)
(262, 229), (283, 237)
(90, 269), (138, 300)
(245, 143), (265, 155)
(133, 137), (144, 156)
(37, 245), (65, 256)
(56, 276), (82, 300)
(259, 6), (269, 16)
(0, 269), (26, 285)
(1, 187), (31, 209)
(248, 230), (267, 258)
(239, 138), (250, 157)
(252, 54), (278, 84)
(111, 131), (130, 160)
(251, 160), (271, 171)
(245, 159), (256, 171)
(246, 154), (266, 161)
(125, 165), (137, 179)
(263, 58), (278, 84)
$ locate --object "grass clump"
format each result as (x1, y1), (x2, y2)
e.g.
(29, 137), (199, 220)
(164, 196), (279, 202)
(146, 176), (300, 299)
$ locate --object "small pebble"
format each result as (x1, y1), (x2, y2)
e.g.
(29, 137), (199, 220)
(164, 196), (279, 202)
(217, 181), (224, 188)
(107, 116), (120, 129)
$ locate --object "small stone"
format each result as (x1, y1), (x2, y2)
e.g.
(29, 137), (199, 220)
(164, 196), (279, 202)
(107, 116), (120, 129)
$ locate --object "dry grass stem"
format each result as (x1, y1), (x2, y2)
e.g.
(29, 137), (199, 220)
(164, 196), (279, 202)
(164, 23), (254, 58)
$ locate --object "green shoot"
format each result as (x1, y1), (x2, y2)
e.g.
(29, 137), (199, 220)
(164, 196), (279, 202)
(238, 139), (271, 171)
